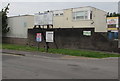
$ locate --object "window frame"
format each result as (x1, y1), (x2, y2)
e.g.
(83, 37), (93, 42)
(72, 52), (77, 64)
(72, 11), (90, 20)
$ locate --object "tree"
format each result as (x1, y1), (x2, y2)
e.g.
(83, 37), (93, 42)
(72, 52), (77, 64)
(107, 12), (120, 17)
(109, 13), (113, 17)
(116, 13), (120, 17)
(107, 12), (110, 17)
(112, 12), (117, 17)
(1, 3), (10, 34)
(0, 12), (2, 36)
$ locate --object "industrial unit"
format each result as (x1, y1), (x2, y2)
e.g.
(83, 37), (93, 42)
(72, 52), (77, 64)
(6, 6), (108, 40)
(53, 6), (107, 32)
(3, 6), (120, 52)
(34, 6), (107, 32)
(3, 15), (34, 44)
(6, 15), (34, 38)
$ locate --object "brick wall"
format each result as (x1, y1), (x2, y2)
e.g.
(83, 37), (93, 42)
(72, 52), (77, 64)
(2, 37), (28, 45)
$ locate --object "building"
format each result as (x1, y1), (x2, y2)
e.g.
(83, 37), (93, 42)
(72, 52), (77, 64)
(53, 6), (107, 32)
(3, 6), (120, 52)
(3, 15), (34, 44)
(32, 6), (120, 52)
(118, 1), (120, 14)
(35, 6), (107, 32)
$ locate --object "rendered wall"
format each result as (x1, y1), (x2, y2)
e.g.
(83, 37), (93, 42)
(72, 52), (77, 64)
(53, 7), (107, 32)
(5, 15), (34, 38)
(92, 8), (107, 32)
(53, 7), (94, 29)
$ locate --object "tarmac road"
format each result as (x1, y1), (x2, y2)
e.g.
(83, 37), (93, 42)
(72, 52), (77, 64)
(2, 52), (118, 79)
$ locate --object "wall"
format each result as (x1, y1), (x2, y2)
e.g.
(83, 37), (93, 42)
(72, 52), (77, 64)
(3, 37), (28, 45)
(5, 15), (34, 38)
(118, 1), (120, 13)
(3, 28), (119, 52)
(92, 8), (107, 32)
(27, 16), (34, 29)
(28, 28), (120, 53)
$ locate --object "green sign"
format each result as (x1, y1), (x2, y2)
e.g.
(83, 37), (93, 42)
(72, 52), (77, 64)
(83, 31), (91, 36)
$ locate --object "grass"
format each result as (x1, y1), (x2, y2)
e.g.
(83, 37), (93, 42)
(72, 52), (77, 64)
(2, 43), (46, 52)
(48, 48), (120, 58)
(2, 43), (120, 58)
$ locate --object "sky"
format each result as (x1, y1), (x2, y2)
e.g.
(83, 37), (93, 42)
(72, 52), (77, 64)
(1, 2), (119, 17)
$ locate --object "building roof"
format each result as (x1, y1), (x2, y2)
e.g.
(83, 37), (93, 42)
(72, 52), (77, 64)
(8, 14), (34, 18)
(52, 6), (106, 13)
(8, 6), (107, 18)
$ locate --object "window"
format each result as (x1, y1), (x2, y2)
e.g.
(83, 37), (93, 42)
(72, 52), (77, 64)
(90, 11), (92, 19)
(55, 14), (59, 16)
(60, 13), (63, 16)
(73, 11), (89, 20)
(54, 13), (64, 16)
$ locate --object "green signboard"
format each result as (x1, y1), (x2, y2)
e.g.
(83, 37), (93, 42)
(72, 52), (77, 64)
(83, 31), (91, 36)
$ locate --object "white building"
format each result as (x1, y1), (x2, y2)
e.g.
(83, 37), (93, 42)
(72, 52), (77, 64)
(6, 15), (34, 38)
(4, 6), (108, 45)
(3, 15), (34, 45)
(35, 6), (107, 32)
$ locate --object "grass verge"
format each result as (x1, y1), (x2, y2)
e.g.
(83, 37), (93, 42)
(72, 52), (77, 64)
(2, 43), (120, 58)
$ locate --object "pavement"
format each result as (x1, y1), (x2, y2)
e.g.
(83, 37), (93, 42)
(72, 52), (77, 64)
(2, 49), (65, 58)
(2, 49), (119, 59)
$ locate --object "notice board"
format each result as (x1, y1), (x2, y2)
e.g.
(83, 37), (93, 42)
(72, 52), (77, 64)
(46, 31), (54, 42)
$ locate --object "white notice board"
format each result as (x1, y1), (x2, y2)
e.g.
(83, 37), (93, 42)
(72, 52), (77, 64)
(46, 31), (54, 42)
(34, 12), (53, 25)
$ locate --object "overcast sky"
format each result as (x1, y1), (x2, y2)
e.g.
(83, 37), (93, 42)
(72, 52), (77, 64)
(1, 2), (119, 17)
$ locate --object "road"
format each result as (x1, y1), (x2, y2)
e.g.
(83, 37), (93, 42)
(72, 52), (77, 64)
(2, 53), (118, 79)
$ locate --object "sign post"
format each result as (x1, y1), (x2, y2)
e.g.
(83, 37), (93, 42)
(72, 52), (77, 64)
(36, 33), (42, 50)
